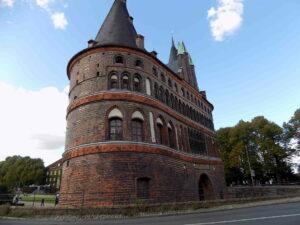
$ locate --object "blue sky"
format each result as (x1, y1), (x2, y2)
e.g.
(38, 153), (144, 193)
(0, 0), (299, 165)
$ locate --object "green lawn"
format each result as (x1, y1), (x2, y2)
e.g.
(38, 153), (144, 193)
(21, 194), (56, 204)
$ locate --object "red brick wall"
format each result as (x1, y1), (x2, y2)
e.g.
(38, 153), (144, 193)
(60, 144), (225, 207)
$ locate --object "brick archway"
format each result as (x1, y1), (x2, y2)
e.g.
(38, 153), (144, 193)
(199, 174), (215, 201)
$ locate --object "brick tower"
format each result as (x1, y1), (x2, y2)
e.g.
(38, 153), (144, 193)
(60, 0), (225, 207)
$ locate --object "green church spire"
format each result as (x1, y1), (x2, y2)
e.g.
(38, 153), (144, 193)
(177, 41), (187, 55)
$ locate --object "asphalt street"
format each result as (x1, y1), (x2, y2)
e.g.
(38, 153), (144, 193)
(1, 201), (300, 225)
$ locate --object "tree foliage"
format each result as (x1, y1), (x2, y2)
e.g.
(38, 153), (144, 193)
(217, 116), (294, 185)
(0, 156), (45, 191)
(283, 108), (300, 155)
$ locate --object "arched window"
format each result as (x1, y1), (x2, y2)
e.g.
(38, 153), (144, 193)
(115, 55), (124, 64)
(121, 73), (130, 90)
(174, 97), (178, 112)
(109, 118), (122, 140)
(168, 123), (176, 149)
(137, 177), (150, 200)
(168, 78), (172, 88)
(175, 83), (178, 93)
(108, 108), (123, 140)
(135, 59), (143, 68)
(181, 88), (185, 97)
(132, 119), (143, 142)
(156, 118), (164, 145)
(161, 73), (166, 82)
(170, 94), (174, 109)
(152, 67), (158, 76)
(159, 86), (164, 103)
(179, 100), (182, 114)
(109, 73), (119, 90)
(146, 78), (151, 95)
(131, 111), (144, 142)
(133, 74), (142, 92)
(154, 82), (159, 99)
(187, 105), (190, 117)
(165, 89), (170, 106)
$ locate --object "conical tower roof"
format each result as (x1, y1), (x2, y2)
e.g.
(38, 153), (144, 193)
(95, 0), (138, 48)
(178, 41), (187, 55)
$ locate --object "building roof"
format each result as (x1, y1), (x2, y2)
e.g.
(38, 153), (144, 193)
(46, 158), (63, 169)
(168, 37), (180, 72)
(189, 54), (194, 66)
(177, 41), (187, 55)
(95, 0), (138, 48)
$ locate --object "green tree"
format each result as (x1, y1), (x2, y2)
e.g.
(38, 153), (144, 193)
(217, 116), (293, 185)
(283, 108), (300, 155)
(0, 156), (45, 191)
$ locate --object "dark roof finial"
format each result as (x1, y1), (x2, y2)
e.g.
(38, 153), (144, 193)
(95, 0), (138, 48)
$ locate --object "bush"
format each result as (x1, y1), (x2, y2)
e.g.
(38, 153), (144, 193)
(0, 185), (8, 194)
(0, 205), (10, 216)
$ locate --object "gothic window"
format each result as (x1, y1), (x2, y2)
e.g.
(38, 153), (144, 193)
(109, 73), (119, 90)
(165, 89), (170, 107)
(175, 83), (178, 93)
(115, 55), (124, 64)
(131, 111), (144, 142)
(188, 129), (207, 155)
(174, 97), (178, 112)
(157, 124), (163, 144)
(152, 67), (158, 76)
(135, 59), (144, 68)
(133, 74), (142, 92)
(108, 108), (123, 140)
(156, 118), (164, 145)
(109, 118), (123, 141)
(168, 78), (172, 88)
(154, 82), (159, 99)
(137, 177), (150, 200)
(159, 86), (164, 103)
(170, 94), (174, 109)
(161, 73), (166, 82)
(181, 88), (185, 97)
(179, 101), (182, 114)
(132, 119), (144, 142)
(184, 105), (188, 117)
(168, 123), (176, 149)
(121, 73), (130, 90)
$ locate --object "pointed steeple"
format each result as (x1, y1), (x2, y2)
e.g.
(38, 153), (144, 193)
(177, 41), (187, 55)
(168, 37), (179, 72)
(168, 37), (178, 64)
(188, 54), (194, 66)
(95, 0), (138, 48)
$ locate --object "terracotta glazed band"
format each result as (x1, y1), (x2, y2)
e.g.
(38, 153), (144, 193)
(67, 91), (215, 136)
(63, 141), (223, 166)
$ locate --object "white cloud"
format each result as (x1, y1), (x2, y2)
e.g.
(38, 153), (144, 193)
(51, 12), (68, 30)
(36, 0), (52, 10)
(0, 0), (68, 30)
(0, 82), (68, 165)
(208, 0), (244, 41)
(0, 0), (14, 7)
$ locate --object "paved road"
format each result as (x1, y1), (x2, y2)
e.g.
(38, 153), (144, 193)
(1, 202), (300, 225)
